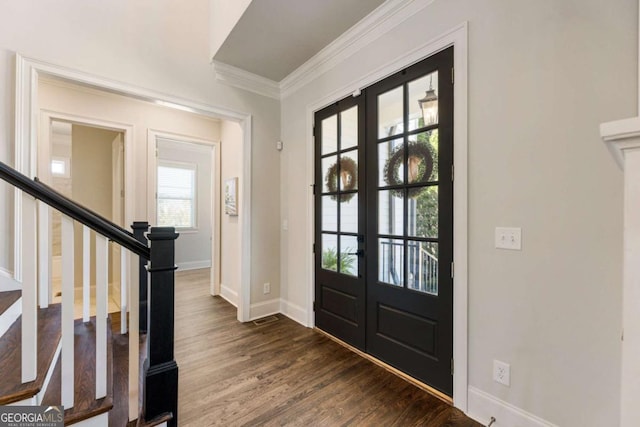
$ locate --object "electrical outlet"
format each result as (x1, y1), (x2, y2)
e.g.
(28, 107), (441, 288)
(493, 360), (510, 386)
(263, 282), (271, 294)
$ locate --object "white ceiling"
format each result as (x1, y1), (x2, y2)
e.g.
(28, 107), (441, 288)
(213, 0), (386, 82)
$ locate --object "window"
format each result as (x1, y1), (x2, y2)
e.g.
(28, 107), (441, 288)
(51, 157), (70, 178)
(157, 161), (196, 228)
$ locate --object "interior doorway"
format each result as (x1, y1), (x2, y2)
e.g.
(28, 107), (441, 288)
(45, 119), (125, 318)
(150, 132), (220, 295)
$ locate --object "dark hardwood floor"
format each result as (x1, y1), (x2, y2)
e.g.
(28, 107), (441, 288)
(175, 270), (480, 427)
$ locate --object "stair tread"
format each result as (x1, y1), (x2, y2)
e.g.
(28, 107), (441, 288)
(0, 304), (61, 405)
(42, 317), (114, 425)
(127, 412), (173, 427)
(0, 290), (21, 315)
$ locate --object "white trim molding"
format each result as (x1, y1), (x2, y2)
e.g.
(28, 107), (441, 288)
(146, 129), (221, 296)
(601, 116), (640, 167)
(467, 386), (558, 427)
(176, 260), (212, 271)
(600, 117), (640, 427)
(303, 22), (469, 411)
(212, 61), (280, 100)
(249, 298), (280, 321)
(279, 299), (307, 326)
(220, 284), (239, 307)
(280, 0), (436, 98)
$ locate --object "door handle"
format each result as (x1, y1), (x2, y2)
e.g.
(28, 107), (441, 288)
(347, 249), (364, 257)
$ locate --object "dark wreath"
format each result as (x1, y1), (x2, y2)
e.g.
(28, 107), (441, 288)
(325, 156), (358, 202)
(383, 142), (434, 198)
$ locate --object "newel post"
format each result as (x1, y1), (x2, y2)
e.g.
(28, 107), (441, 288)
(132, 221), (149, 333)
(143, 227), (179, 426)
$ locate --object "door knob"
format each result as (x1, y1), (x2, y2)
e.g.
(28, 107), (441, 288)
(347, 249), (364, 257)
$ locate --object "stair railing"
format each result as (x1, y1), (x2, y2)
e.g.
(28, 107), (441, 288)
(0, 160), (178, 426)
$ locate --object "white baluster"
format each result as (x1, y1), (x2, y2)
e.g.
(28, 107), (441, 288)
(83, 226), (90, 323)
(61, 215), (74, 408)
(37, 201), (50, 308)
(120, 247), (128, 334)
(95, 234), (108, 399)
(21, 193), (37, 383)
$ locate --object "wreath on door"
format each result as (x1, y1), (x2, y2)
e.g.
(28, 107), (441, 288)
(383, 142), (434, 198)
(325, 157), (357, 202)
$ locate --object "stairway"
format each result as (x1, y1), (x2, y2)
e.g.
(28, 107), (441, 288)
(0, 291), (60, 406)
(0, 291), (130, 426)
(0, 160), (179, 427)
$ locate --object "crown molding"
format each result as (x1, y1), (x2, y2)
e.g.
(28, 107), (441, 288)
(211, 0), (435, 100)
(212, 60), (281, 100)
(279, 0), (435, 99)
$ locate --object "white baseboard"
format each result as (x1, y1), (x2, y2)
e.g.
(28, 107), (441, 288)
(176, 260), (211, 271)
(220, 284), (238, 307)
(0, 297), (22, 338)
(249, 298), (280, 321)
(0, 267), (20, 291)
(467, 386), (558, 427)
(279, 299), (308, 326)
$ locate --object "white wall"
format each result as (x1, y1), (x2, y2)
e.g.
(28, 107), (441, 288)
(0, 0), (281, 307)
(39, 78), (220, 218)
(220, 120), (243, 305)
(71, 124), (119, 290)
(280, 0), (634, 425)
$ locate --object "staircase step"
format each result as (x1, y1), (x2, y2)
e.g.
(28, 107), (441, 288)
(42, 317), (114, 425)
(0, 290), (21, 314)
(0, 304), (61, 405)
(126, 412), (173, 427)
(0, 291), (22, 338)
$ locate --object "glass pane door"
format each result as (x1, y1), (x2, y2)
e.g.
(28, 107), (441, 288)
(314, 96), (366, 349)
(365, 47), (454, 396)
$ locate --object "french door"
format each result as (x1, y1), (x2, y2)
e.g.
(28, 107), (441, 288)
(315, 47), (454, 395)
(314, 95), (366, 349)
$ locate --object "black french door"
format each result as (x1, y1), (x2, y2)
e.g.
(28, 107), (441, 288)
(315, 47), (454, 395)
(314, 95), (366, 349)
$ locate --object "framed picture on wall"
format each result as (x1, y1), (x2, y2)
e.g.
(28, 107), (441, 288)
(224, 177), (238, 216)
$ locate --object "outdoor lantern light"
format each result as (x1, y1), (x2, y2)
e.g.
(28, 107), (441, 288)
(418, 76), (438, 126)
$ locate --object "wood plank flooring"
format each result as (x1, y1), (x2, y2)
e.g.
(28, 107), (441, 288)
(175, 270), (480, 427)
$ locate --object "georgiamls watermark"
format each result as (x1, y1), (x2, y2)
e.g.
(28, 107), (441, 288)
(0, 406), (63, 427)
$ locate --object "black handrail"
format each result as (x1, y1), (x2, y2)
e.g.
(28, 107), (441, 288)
(0, 161), (149, 259)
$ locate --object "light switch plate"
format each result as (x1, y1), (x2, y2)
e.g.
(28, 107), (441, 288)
(495, 227), (522, 250)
